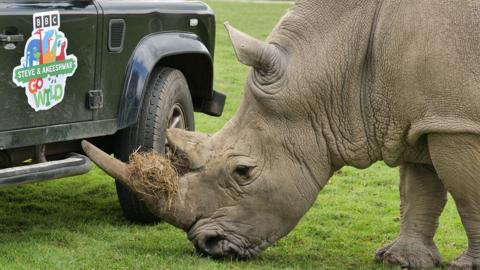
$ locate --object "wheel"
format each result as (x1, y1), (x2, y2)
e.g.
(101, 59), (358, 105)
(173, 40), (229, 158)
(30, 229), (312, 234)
(114, 67), (194, 223)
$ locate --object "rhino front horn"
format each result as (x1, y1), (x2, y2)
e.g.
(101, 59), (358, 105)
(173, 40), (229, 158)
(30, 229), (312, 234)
(224, 21), (285, 74)
(81, 140), (131, 186)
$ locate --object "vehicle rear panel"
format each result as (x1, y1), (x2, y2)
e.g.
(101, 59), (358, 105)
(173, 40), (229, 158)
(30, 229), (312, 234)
(95, 0), (215, 120)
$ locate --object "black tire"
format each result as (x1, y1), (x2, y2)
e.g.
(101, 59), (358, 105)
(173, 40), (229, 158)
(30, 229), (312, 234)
(115, 67), (195, 224)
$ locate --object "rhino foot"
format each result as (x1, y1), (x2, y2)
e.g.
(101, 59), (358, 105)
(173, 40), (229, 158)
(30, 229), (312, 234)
(448, 252), (480, 270)
(375, 240), (396, 262)
(375, 237), (442, 269)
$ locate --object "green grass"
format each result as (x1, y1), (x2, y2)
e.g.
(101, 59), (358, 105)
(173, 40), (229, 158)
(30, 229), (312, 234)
(0, 1), (466, 269)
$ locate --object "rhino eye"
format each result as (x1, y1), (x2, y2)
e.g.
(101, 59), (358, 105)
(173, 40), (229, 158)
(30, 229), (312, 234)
(232, 165), (257, 186)
(234, 165), (252, 178)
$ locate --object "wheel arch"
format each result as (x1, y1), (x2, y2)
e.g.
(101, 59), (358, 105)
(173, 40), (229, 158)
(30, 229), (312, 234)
(156, 53), (213, 111)
(117, 32), (215, 130)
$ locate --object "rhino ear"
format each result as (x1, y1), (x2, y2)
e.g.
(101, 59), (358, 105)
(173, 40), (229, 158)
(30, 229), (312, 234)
(166, 129), (212, 170)
(224, 22), (285, 74)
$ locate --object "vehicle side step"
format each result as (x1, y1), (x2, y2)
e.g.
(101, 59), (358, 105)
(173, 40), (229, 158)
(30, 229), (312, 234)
(0, 153), (92, 187)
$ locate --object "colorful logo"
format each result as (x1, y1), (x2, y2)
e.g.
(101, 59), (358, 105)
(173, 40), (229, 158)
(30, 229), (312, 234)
(12, 11), (78, 111)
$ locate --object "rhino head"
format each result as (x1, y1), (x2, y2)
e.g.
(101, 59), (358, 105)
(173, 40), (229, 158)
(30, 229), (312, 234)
(84, 1), (377, 258)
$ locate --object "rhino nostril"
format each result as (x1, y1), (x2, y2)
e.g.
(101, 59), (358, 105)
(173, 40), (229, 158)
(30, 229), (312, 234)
(195, 234), (244, 259)
(204, 235), (223, 253)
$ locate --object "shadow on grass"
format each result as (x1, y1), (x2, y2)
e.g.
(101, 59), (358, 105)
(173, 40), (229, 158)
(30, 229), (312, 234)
(0, 172), (127, 233)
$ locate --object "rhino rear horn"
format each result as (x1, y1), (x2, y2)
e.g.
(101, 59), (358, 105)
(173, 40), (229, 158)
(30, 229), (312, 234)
(166, 129), (212, 170)
(224, 22), (285, 74)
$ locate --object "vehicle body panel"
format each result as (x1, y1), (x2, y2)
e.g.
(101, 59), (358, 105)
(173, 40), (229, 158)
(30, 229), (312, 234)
(0, 0), (222, 151)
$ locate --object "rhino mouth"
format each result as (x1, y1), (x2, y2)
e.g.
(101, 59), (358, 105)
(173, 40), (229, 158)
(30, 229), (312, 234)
(188, 220), (270, 259)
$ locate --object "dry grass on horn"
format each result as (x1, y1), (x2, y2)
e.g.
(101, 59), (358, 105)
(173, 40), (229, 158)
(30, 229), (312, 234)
(128, 151), (180, 209)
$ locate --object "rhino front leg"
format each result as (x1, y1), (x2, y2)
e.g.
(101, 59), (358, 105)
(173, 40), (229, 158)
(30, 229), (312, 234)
(429, 133), (480, 270)
(375, 163), (447, 268)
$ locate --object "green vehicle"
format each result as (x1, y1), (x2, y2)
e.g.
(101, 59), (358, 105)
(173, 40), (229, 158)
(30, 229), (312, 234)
(0, 0), (225, 223)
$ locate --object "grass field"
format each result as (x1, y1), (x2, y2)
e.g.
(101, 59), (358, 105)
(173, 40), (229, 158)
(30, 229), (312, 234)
(0, 1), (467, 269)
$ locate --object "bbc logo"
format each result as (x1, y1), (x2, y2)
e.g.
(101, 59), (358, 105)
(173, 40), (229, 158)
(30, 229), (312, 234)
(34, 11), (60, 29)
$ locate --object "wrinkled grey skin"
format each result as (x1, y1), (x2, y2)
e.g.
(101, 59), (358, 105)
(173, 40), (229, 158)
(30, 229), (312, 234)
(84, 0), (480, 269)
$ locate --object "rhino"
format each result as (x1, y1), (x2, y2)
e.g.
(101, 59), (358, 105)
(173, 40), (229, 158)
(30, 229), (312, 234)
(82, 0), (480, 269)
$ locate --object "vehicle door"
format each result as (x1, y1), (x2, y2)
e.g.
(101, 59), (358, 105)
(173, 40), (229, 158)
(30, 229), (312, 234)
(0, 0), (98, 131)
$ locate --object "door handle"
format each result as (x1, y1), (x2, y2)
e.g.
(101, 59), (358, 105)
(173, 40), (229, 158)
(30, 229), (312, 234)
(0, 34), (25, 43)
